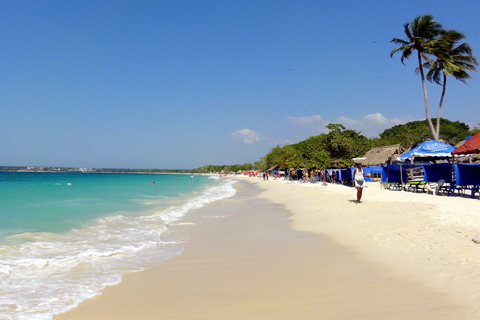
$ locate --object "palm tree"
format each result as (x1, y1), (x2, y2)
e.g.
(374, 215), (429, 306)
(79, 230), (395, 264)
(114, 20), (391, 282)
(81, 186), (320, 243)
(390, 15), (445, 140)
(422, 30), (478, 139)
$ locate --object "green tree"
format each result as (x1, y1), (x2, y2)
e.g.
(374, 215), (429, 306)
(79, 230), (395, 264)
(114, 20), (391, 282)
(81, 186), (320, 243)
(379, 118), (471, 147)
(324, 125), (371, 167)
(390, 15), (445, 140)
(326, 123), (346, 132)
(261, 146), (285, 170)
(422, 29), (477, 139)
(259, 124), (371, 170)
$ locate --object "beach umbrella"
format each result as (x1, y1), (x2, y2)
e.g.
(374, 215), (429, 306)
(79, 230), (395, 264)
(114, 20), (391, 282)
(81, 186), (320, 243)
(396, 139), (455, 162)
(451, 132), (480, 155)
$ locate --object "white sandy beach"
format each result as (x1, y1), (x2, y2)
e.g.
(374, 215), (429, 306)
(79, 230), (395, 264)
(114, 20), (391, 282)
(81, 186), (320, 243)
(56, 176), (480, 319)
(250, 176), (480, 314)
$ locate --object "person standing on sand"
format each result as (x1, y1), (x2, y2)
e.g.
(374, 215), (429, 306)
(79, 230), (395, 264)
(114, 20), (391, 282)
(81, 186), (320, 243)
(352, 163), (366, 203)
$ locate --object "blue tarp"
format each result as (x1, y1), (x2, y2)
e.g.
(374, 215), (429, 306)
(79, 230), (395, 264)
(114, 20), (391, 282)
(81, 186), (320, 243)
(334, 169), (350, 182)
(362, 166), (383, 182)
(397, 140), (455, 162)
(422, 163), (453, 183)
(336, 170), (342, 181)
(455, 164), (480, 186)
(369, 166), (384, 174)
(335, 170), (342, 182)
(381, 164), (409, 183)
(340, 169), (352, 182)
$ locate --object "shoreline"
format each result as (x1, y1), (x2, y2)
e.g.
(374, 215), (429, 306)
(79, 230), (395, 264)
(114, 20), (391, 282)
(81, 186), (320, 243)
(55, 177), (479, 319)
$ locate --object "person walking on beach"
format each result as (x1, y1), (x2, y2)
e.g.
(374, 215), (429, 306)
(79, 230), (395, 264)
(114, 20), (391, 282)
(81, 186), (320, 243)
(352, 163), (366, 203)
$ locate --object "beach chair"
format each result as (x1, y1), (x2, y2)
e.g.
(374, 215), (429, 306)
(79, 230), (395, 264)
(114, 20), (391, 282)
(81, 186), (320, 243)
(416, 181), (427, 193)
(389, 182), (404, 191)
(450, 184), (478, 198)
(427, 179), (446, 195)
(474, 185), (480, 200)
(437, 180), (453, 196)
(406, 181), (416, 192)
(406, 181), (426, 193)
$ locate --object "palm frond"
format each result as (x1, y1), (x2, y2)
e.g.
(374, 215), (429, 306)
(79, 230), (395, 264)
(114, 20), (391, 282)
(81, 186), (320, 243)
(425, 29), (478, 85)
(390, 38), (409, 45)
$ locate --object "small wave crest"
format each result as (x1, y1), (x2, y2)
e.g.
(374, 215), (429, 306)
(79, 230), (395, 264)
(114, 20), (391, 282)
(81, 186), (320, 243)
(0, 178), (237, 319)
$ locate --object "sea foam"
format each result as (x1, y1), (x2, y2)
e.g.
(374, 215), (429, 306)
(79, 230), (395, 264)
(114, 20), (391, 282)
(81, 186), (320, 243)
(0, 178), (236, 320)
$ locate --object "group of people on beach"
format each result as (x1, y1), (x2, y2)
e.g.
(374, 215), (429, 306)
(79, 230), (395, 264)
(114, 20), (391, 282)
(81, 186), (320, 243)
(254, 163), (367, 204)
(283, 169), (332, 183)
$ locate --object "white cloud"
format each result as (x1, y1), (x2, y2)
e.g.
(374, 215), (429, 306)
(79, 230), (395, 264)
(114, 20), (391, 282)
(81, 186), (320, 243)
(336, 116), (355, 127)
(364, 112), (390, 125)
(391, 116), (415, 125)
(231, 129), (262, 144)
(335, 113), (415, 137)
(286, 113), (416, 137)
(287, 115), (330, 133)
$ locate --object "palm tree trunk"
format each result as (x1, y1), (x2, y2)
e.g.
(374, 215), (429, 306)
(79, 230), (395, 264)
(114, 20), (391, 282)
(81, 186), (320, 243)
(435, 73), (447, 140)
(418, 51), (438, 140)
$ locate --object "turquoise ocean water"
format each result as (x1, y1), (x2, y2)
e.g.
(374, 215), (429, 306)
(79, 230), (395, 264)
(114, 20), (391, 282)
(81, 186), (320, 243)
(0, 172), (236, 320)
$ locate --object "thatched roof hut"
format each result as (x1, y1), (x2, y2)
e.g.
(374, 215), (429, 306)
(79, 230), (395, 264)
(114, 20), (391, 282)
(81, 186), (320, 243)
(354, 144), (405, 166)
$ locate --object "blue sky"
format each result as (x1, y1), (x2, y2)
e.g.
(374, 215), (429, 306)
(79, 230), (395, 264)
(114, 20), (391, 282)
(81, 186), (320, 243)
(1, 1), (479, 169)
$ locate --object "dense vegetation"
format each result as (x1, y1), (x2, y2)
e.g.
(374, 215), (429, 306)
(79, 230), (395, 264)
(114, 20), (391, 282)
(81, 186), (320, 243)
(379, 118), (473, 147)
(253, 124), (373, 171)
(193, 118), (478, 173)
(193, 163), (254, 174)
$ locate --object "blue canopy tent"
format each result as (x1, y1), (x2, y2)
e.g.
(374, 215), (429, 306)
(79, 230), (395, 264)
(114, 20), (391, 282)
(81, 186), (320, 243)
(361, 165), (383, 182)
(454, 164), (480, 198)
(397, 140), (455, 162)
(333, 169), (349, 183)
(340, 169), (352, 183)
(336, 169), (342, 182)
(370, 166), (384, 175)
(381, 164), (409, 184)
(382, 163), (427, 190)
(455, 164), (480, 185)
(422, 163), (453, 183)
